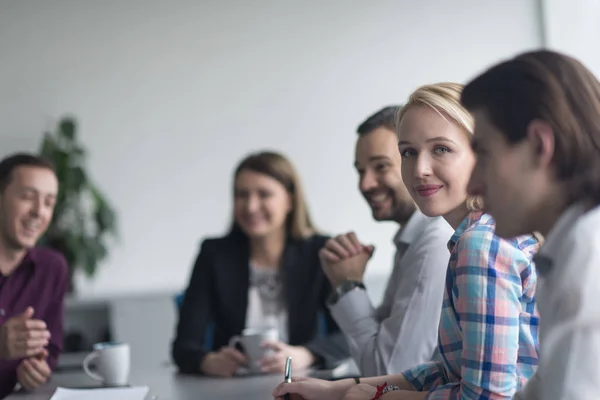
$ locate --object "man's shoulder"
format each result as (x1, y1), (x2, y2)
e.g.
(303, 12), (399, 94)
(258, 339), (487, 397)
(29, 247), (68, 275)
(413, 214), (454, 246)
(399, 214), (453, 271)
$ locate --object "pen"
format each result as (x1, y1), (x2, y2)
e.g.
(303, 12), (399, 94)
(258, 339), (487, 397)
(284, 356), (292, 400)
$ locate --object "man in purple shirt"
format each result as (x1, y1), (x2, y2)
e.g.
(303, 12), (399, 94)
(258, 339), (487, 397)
(0, 153), (68, 398)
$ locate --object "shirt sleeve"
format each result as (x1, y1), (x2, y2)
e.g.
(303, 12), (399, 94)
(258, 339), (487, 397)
(46, 254), (68, 371)
(527, 224), (600, 400)
(403, 361), (449, 391)
(513, 372), (541, 400)
(424, 229), (527, 400)
(329, 226), (450, 376)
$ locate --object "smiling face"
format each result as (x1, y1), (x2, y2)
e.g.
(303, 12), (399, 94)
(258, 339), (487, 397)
(398, 105), (476, 228)
(354, 127), (416, 223)
(0, 166), (58, 251)
(233, 169), (292, 239)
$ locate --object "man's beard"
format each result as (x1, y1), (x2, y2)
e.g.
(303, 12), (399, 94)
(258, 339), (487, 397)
(372, 199), (416, 223)
(390, 199), (417, 224)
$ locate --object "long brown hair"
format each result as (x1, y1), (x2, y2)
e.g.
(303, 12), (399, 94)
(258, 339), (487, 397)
(229, 151), (318, 239)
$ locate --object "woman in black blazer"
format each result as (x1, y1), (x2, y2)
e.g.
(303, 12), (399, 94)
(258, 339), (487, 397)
(172, 151), (349, 377)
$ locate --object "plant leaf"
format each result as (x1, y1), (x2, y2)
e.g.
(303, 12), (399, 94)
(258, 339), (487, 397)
(71, 166), (88, 193)
(39, 133), (57, 158)
(38, 116), (118, 281)
(59, 118), (76, 141)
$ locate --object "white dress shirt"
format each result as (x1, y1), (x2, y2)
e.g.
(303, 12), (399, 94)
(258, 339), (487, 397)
(328, 210), (454, 376)
(515, 203), (600, 400)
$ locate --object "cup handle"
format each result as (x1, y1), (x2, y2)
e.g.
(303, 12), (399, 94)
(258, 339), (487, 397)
(82, 352), (104, 382)
(228, 335), (242, 349)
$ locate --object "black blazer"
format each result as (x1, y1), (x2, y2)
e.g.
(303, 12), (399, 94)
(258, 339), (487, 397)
(171, 232), (349, 374)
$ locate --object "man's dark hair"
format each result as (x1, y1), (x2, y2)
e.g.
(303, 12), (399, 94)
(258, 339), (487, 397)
(357, 106), (402, 135)
(0, 153), (55, 193)
(461, 49), (600, 205)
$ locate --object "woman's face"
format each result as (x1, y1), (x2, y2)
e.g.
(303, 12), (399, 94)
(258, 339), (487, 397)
(234, 169), (292, 239)
(397, 105), (476, 229)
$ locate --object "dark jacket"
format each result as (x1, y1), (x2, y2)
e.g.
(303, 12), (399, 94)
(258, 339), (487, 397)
(171, 232), (349, 374)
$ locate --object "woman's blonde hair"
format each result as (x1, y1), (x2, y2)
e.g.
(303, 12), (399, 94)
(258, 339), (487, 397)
(396, 82), (483, 212)
(229, 151), (318, 239)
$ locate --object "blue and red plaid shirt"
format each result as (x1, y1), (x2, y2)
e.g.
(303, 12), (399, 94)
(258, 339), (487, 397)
(403, 212), (540, 400)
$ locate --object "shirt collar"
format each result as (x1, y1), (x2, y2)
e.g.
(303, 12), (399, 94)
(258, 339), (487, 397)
(447, 211), (485, 252)
(0, 249), (37, 278)
(15, 249), (38, 273)
(394, 210), (428, 248)
(534, 202), (589, 277)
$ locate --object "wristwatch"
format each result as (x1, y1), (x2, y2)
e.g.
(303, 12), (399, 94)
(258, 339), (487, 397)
(328, 280), (366, 305)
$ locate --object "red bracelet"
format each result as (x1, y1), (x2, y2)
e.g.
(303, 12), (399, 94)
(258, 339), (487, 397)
(370, 381), (388, 400)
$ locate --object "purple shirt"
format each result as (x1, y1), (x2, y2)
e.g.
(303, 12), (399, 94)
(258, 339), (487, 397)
(0, 248), (68, 398)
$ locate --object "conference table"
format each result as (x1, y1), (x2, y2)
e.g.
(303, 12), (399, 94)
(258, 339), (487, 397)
(6, 364), (344, 399)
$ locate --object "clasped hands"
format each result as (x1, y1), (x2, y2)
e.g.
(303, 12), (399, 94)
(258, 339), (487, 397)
(319, 232), (375, 287)
(0, 307), (52, 391)
(201, 340), (315, 378)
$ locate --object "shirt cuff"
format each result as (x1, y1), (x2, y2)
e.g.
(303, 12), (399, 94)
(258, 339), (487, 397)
(328, 287), (374, 333)
(402, 361), (447, 392)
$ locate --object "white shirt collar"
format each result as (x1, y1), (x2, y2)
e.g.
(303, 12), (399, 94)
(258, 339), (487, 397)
(535, 202), (590, 276)
(393, 210), (429, 247)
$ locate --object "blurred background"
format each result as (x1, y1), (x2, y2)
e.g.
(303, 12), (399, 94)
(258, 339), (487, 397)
(0, 0), (598, 370)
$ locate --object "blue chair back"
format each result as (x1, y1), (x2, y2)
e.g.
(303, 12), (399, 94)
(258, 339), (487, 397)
(174, 291), (214, 350)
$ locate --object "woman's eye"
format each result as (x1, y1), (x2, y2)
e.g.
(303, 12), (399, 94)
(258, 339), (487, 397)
(434, 146), (450, 155)
(400, 148), (416, 157)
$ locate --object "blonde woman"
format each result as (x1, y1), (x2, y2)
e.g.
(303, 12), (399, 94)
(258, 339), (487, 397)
(273, 84), (540, 400)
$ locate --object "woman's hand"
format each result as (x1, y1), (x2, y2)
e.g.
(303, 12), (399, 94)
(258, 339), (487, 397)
(199, 347), (247, 377)
(273, 376), (349, 400)
(258, 341), (316, 373)
(343, 384), (377, 400)
(344, 386), (427, 400)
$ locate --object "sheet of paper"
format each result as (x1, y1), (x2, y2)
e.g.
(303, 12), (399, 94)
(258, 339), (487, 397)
(50, 386), (149, 400)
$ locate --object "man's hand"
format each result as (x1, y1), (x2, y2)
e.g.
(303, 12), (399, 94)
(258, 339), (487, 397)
(200, 347), (247, 377)
(16, 349), (51, 391)
(319, 232), (374, 287)
(258, 341), (315, 374)
(0, 307), (50, 360)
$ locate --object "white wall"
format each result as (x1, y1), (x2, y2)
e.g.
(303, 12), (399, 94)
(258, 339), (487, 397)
(542, 0), (600, 77)
(0, 0), (542, 298)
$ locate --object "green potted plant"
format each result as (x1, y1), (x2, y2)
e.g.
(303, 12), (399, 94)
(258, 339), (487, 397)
(37, 117), (118, 292)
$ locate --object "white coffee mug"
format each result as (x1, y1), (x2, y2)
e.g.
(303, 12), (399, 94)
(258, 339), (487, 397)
(229, 327), (279, 373)
(83, 342), (130, 386)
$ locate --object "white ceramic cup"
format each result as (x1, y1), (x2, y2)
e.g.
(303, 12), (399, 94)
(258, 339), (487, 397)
(82, 342), (130, 386)
(228, 327), (279, 372)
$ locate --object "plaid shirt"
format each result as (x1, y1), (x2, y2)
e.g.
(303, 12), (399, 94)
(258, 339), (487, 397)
(403, 212), (540, 400)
